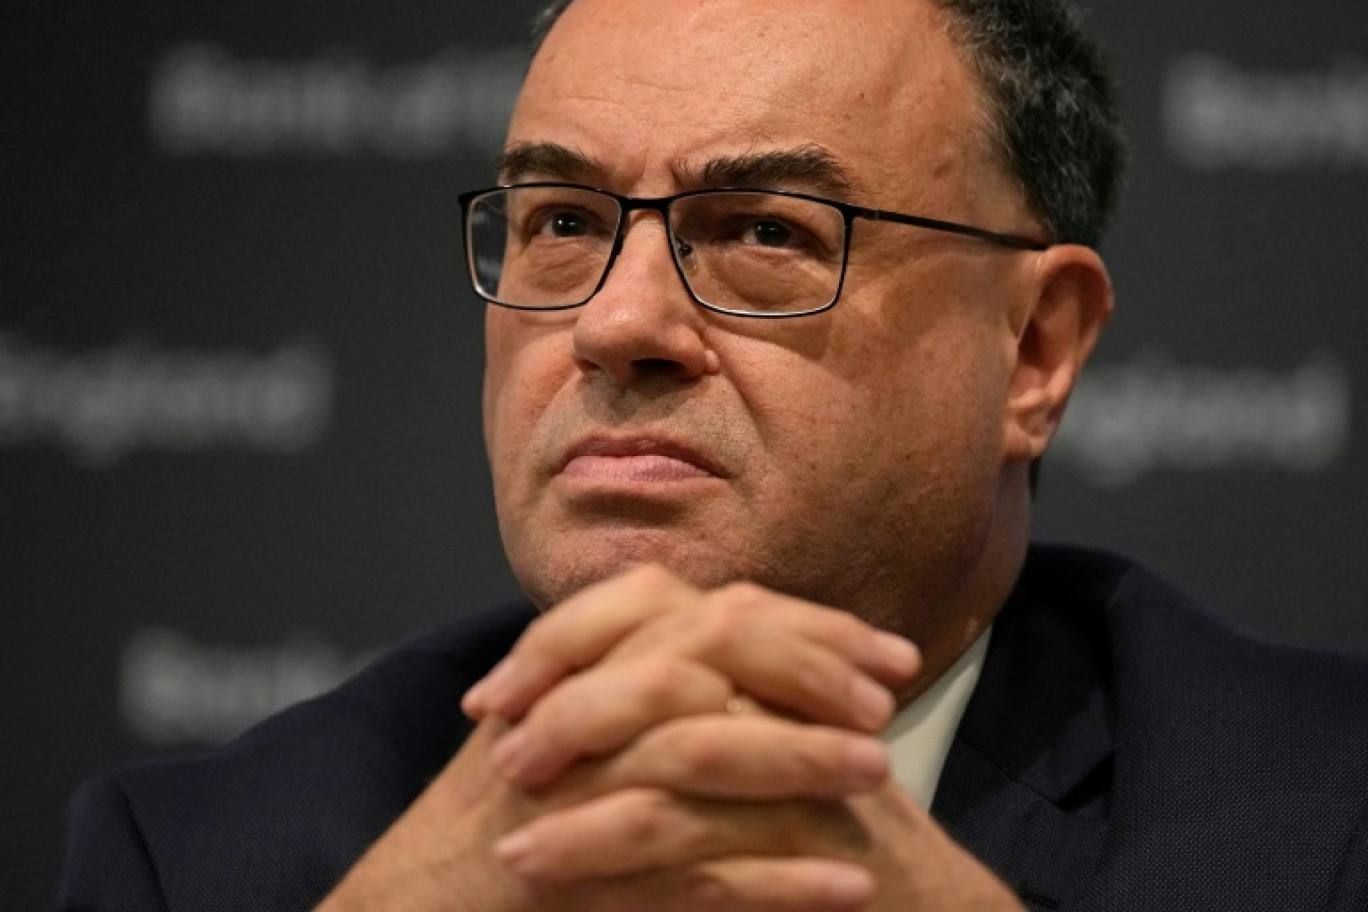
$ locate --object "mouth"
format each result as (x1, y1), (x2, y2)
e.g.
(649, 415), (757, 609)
(557, 435), (728, 485)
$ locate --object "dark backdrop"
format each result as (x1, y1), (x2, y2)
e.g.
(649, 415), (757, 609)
(4, 1), (1366, 907)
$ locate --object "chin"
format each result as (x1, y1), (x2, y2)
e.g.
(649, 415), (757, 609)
(508, 530), (750, 610)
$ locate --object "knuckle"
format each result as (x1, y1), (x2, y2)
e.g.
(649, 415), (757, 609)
(685, 868), (740, 910)
(714, 580), (768, 611)
(697, 594), (756, 648)
(631, 658), (689, 708)
(620, 788), (674, 844)
(671, 729), (731, 779)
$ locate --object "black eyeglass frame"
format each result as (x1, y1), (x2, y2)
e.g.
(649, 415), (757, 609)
(458, 182), (1052, 319)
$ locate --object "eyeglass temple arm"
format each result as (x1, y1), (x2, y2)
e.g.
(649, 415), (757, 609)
(854, 206), (1050, 250)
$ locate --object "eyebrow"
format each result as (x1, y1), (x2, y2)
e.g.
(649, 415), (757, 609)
(497, 141), (857, 198)
(688, 145), (856, 197)
(497, 142), (603, 185)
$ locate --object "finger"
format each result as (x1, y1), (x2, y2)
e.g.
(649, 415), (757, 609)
(494, 787), (868, 881)
(617, 581), (920, 687)
(609, 588), (917, 731)
(466, 569), (922, 734)
(524, 858), (875, 912)
(688, 857), (875, 912)
(605, 715), (890, 799)
(463, 564), (701, 719)
(490, 657), (733, 787)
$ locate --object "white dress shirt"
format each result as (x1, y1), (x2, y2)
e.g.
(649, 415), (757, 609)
(880, 628), (991, 808)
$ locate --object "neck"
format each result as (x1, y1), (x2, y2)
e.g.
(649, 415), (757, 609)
(895, 463), (1031, 706)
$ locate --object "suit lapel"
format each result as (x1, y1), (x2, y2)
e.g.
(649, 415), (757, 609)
(931, 547), (1117, 910)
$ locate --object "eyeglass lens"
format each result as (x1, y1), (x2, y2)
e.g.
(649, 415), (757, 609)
(467, 187), (848, 314)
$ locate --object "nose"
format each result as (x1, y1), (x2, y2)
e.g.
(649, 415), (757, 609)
(571, 213), (714, 387)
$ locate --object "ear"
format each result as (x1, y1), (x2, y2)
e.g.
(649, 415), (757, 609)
(1004, 244), (1113, 462)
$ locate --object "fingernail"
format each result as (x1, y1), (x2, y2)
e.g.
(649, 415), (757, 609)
(494, 830), (538, 874)
(461, 680), (487, 716)
(850, 675), (894, 730)
(873, 631), (920, 675)
(490, 730), (530, 779)
(478, 659), (519, 710)
(844, 738), (888, 786)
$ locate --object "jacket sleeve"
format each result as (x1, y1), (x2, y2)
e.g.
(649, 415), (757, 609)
(58, 775), (169, 912)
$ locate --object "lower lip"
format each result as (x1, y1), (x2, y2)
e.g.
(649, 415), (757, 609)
(561, 454), (715, 485)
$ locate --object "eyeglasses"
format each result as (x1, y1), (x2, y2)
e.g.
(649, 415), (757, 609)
(458, 182), (1050, 318)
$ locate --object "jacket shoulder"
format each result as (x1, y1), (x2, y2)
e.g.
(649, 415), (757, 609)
(1026, 545), (1368, 909)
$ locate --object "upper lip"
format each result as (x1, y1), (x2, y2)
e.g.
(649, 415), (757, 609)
(558, 433), (729, 478)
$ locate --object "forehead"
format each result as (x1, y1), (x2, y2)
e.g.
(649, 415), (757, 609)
(509, 0), (985, 201)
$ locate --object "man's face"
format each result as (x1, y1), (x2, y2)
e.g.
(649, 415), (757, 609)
(483, 0), (1045, 637)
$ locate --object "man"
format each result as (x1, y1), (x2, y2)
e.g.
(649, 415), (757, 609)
(61, 0), (1368, 909)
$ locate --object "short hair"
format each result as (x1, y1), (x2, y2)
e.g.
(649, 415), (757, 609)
(527, 0), (1126, 248)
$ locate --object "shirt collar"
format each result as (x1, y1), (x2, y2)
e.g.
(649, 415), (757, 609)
(881, 626), (992, 807)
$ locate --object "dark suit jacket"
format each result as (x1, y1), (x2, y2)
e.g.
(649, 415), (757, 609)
(59, 545), (1368, 910)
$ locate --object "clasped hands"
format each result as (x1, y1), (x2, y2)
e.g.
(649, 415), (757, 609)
(320, 565), (1022, 911)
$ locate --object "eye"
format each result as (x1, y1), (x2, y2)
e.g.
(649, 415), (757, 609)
(541, 210), (590, 237)
(743, 219), (796, 247)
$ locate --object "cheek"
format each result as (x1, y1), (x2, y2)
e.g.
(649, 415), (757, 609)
(907, 323), (1010, 449)
(738, 342), (906, 488)
(838, 307), (1010, 482)
(483, 314), (572, 464)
